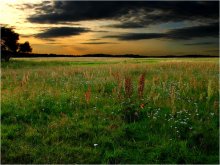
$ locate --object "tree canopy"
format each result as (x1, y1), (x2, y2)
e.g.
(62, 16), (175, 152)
(19, 41), (32, 53)
(1, 26), (32, 61)
(1, 26), (19, 53)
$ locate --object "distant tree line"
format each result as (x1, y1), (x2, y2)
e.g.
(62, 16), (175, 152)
(1, 26), (32, 62)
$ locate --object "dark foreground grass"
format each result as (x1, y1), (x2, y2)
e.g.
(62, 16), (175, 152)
(1, 58), (219, 163)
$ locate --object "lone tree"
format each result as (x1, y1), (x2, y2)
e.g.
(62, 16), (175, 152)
(1, 26), (32, 62)
(19, 41), (32, 53)
(1, 27), (19, 61)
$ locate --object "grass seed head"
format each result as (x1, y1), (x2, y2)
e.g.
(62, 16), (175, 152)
(207, 80), (213, 102)
(124, 76), (133, 98)
(85, 86), (91, 104)
(138, 73), (145, 99)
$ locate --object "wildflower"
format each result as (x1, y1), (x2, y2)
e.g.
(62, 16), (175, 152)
(134, 112), (139, 117)
(210, 113), (214, 116)
(85, 86), (91, 104)
(138, 73), (145, 99)
(94, 144), (98, 147)
(124, 76), (133, 98)
(140, 103), (145, 109)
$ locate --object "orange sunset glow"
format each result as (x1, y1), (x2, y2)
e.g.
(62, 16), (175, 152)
(0, 0), (219, 56)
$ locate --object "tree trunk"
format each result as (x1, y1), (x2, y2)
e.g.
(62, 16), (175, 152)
(1, 51), (11, 62)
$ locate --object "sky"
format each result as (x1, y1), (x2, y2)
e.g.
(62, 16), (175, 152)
(0, 0), (219, 56)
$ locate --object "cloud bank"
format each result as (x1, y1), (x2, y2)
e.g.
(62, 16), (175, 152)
(35, 27), (91, 38)
(103, 22), (219, 41)
(27, 1), (218, 26)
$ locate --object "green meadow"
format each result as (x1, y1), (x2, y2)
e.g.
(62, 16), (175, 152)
(1, 57), (219, 163)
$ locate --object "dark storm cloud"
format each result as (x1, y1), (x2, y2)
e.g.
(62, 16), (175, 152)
(88, 39), (101, 41)
(184, 42), (218, 46)
(16, 1), (53, 13)
(92, 30), (109, 33)
(80, 42), (117, 45)
(104, 33), (165, 41)
(107, 22), (146, 29)
(27, 1), (219, 25)
(166, 22), (219, 40)
(35, 27), (91, 38)
(28, 1), (137, 24)
(103, 22), (219, 41)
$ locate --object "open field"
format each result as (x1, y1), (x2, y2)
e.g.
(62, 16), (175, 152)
(1, 58), (219, 163)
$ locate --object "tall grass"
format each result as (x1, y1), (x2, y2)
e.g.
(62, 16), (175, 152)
(138, 73), (145, 99)
(1, 58), (219, 164)
(124, 76), (133, 98)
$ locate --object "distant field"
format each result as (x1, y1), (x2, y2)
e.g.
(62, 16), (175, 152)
(1, 58), (219, 163)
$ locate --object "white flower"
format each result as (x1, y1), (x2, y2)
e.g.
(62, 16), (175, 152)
(94, 144), (98, 147)
(210, 113), (214, 116)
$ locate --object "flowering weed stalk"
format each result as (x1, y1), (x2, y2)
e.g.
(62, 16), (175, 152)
(138, 73), (145, 99)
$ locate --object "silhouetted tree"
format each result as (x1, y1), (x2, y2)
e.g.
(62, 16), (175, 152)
(1, 26), (32, 62)
(19, 41), (32, 53)
(1, 26), (19, 61)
